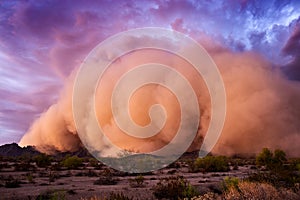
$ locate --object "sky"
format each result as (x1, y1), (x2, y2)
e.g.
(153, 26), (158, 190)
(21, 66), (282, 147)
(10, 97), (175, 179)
(0, 0), (300, 146)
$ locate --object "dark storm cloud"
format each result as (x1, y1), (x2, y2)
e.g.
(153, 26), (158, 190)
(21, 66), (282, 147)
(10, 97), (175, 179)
(282, 18), (300, 80)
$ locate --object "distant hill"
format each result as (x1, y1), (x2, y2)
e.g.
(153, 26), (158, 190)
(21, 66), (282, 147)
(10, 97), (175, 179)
(51, 145), (93, 159)
(0, 143), (41, 157)
(0, 143), (93, 158)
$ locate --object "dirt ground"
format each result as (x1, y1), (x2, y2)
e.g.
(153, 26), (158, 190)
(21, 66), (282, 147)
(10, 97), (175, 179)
(0, 161), (257, 200)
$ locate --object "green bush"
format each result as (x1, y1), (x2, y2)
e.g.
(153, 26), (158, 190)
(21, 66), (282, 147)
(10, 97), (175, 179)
(192, 156), (229, 172)
(152, 176), (199, 200)
(61, 156), (83, 169)
(34, 154), (52, 168)
(297, 163), (300, 172)
(256, 148), (287, 170)
(273, 149), (287, 165)
(222, 177), (240, 192)
(256, 148), (273, 167)
(252, 148), (300, 189)
(290, 158), (300, 172)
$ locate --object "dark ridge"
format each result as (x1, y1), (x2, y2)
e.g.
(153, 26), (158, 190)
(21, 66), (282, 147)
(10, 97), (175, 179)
(0, 143), (93, 159)
(0, 143), (41, 157)
(53, 146), (93, 159)
(282, 58), (300, 81)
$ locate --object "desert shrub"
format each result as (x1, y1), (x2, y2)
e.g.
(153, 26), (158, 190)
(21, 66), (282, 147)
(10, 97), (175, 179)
(129, 175), (145, 188)
(290, 158), (300, 171)
(297, 163), (300, 172)
(26, 173), (35, 183)
(152, 176), (199, 200)
(188, 192), (220, 200)
(256, 148), (273, 167)
(247, 170), (300, 189)
(256, 148), (287, 170)
(36, 189), (66, 200)
(17, 154), (33, 163)
(252, 148), (300, 189)
(222, 177), (240, 192)
(273, 149), (287, 165)
(35, 154), (52, 168)
(224, 181), (299, 200)
(89, 158), (103, 169)
(94, 169), (118, 185)
(61, 156), (83, 169)
(192, 156), (229, 172)
(48, 171), (60, 183)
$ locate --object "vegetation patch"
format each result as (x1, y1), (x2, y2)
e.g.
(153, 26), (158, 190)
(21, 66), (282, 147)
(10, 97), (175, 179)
(152, 175), (199, 200)
(190, 156), (230, 172)
(129, 175), (146, 188)
(61, 156), (83, 169)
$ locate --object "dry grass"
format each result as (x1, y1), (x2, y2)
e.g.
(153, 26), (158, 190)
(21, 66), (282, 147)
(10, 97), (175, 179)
(224, 181), (299, 200)
(192, 181), (300, 200)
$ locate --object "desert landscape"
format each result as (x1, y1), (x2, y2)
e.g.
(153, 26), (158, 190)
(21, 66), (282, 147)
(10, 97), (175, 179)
(1, 1), (300, 200)
(0, 143), (299, 199)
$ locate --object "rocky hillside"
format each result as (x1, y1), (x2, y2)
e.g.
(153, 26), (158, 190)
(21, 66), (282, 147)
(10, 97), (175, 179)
(0, 143), (40, 157)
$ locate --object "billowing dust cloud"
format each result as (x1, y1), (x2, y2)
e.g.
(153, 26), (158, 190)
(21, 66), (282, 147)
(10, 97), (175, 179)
(19, 72), (81, 153)
(19, 40), (300, 157)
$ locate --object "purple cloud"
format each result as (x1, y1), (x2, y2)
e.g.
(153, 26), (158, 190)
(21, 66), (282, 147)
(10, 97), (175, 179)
(282, 18), (300, 80)
(0, 0), (300, 145)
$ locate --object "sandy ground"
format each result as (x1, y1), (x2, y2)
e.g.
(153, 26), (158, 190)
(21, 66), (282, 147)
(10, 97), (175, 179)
(0, 162), (257, 200)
